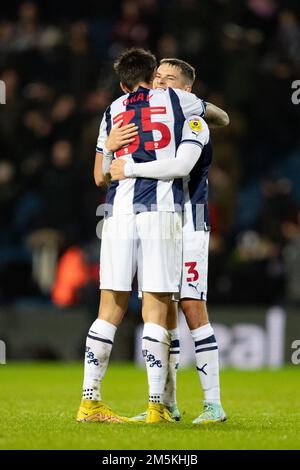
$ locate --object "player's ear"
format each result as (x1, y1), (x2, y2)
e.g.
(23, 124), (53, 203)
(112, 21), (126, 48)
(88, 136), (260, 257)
(184, 85), (192, 92)
(150, 68), (157, 86)
(120, 82), (131, 94)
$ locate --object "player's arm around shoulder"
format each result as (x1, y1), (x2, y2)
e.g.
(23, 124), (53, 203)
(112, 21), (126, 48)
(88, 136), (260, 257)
(204, 102), (230, 128)
(94, 151), (108, 187)
(110, 117), (208, 182)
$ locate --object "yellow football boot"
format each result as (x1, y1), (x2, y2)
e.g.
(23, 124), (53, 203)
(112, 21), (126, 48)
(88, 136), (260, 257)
(145, 403), (175, 424)
(76, 399), (132, 424)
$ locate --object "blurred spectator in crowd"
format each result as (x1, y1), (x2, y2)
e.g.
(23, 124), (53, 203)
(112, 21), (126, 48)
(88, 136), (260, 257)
(39, 140), (82, 242)
(282, 214), (300, 305)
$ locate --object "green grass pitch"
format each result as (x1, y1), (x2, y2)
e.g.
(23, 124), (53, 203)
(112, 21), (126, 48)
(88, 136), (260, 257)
(1, 362), (299, 450)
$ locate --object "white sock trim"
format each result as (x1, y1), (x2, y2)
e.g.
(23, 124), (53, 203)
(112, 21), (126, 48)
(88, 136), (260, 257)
(90, 318), (117, 342)
(143, 322), (170, 345)
(190, 323), (214, 342)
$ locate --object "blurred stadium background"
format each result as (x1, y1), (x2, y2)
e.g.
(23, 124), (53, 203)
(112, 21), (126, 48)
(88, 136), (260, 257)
(1, 0), (300, 368)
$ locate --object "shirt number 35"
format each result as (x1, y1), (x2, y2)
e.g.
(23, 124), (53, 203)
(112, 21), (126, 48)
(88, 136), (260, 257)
(113, 107), (171, 157)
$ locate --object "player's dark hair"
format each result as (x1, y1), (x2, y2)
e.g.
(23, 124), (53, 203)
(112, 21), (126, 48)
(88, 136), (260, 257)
(159, 58), (196, 86)
(114, 48), (157, 91)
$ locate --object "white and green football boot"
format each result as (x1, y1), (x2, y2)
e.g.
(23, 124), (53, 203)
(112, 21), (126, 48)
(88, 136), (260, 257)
(192, 401), (227, 424)
(132, 404), (181, 422)
(168, 404), (181, 421)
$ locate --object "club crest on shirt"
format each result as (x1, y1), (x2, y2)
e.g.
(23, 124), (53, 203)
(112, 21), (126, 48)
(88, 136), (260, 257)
(188, 116), (202, 134)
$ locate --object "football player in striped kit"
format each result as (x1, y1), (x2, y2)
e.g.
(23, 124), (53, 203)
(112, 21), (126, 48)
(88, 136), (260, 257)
(77, 48), (212, 424)
(109, 59), (227, 425)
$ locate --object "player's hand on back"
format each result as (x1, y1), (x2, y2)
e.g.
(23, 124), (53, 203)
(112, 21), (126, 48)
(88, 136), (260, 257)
(105, 120), (138, 152)
(110, 159), (127, 180)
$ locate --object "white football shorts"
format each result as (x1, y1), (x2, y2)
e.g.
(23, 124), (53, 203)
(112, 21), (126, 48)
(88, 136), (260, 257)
(180, 229), (210, 300)
(100, 211), (182, 293)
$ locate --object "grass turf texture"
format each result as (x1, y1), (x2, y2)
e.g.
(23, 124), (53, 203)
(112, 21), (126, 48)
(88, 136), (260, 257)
(0, 363), (299, 450)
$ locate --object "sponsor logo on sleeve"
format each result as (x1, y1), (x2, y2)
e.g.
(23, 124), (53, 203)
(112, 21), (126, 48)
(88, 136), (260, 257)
(188, 116), (202, 133)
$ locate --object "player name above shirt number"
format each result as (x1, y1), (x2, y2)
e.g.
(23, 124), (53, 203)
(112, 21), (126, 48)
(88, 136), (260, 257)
(102, 454), (198, 467)
(123, 92), (153, 106)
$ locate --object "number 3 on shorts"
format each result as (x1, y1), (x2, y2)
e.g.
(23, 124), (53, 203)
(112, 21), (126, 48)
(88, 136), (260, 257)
(185, 261), (199, 282)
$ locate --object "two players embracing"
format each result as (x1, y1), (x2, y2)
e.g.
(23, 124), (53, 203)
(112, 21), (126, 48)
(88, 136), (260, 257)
(77, 48), (229, 425)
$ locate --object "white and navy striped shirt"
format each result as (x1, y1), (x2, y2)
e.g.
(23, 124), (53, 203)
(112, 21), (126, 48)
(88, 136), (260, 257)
(180, 116), (213, 232)
(96, 86), (205, 216)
